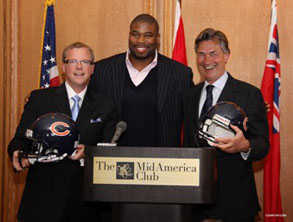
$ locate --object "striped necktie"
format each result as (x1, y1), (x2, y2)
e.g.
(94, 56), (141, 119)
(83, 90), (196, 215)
(200, 85), (214, 119)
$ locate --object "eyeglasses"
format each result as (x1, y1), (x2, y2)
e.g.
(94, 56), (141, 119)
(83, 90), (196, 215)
(64, 59), (93, 66)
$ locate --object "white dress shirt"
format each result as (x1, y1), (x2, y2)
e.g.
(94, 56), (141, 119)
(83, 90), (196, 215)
(65, 81), (87, 166)
(198, 72), (229, 118)
(65, 81), (87, 110)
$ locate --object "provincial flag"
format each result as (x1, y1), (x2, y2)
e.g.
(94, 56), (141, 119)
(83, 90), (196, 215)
(261, 0), (283, 221)
(39, 0), (60, 88)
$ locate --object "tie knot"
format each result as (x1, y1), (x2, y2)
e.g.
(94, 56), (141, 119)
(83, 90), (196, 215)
(206, 85), (214, 94)
(72, 95), (81, 103)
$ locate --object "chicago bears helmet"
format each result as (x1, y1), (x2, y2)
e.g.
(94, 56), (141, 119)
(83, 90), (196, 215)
(21, 112), (79, 164)
(197, 101), (248, 146)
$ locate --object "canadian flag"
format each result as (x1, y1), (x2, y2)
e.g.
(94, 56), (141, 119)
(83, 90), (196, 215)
(172, 0), (188, 146)
(172, 0), (188, 66)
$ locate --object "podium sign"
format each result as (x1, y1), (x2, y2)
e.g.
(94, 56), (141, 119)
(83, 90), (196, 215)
(93, 157), (200, 186)
(84, 146), (216, 204)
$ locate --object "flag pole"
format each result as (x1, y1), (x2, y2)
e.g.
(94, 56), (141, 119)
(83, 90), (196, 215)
(38, 0), (51, 88)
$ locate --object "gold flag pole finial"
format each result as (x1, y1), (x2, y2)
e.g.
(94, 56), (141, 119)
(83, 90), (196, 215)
(46, 0), (55, 6)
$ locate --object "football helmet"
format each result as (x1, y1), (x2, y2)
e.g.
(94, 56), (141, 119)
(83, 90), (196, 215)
(20, 112), (79, 164)
(197, 101), (248, 146)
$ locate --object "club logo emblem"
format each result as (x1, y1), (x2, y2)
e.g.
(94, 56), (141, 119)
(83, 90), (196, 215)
(116, 162), (134, 179)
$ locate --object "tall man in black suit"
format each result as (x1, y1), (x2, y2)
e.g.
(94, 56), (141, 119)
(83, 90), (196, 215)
(183, 28), (270, 222)
(90, 14), (193, 222)
(8, 42), (117, 222)
(90, 14), (193, 148)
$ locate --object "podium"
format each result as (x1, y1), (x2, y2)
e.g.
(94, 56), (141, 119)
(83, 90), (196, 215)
(84, 146), (216, 204)
(84, 146), (216, 222)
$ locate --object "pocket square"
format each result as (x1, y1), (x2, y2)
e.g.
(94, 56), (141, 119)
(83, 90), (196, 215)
(90, 117), (102, 123)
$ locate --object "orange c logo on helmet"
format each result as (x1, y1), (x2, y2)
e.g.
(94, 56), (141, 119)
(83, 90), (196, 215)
(49, 121), (70, 136)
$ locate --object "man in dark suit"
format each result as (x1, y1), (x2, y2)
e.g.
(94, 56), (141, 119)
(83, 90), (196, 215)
(183, 28), (270, 222)
(90, 14), (193, 222)
(90, 14), (193, 148)
(8, 42), (117, 222)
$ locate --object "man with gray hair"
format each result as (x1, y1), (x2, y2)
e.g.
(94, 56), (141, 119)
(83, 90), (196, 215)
(183, 28), (269, 222)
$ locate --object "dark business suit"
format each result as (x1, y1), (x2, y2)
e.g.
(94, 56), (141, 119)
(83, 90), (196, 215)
(90, 52), (193, 147)
(90, 53), (194, 222)
(8, 83), (117, 222)
(183, 74), (269, 220)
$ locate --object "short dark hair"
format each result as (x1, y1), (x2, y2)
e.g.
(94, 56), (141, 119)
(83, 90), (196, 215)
(62, 42), (95, 63)
(194, 28), (230, 53)
(130, 14), (159, 34)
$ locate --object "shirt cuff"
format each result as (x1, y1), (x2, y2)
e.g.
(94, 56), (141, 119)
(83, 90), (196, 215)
(240, 148), (251, 160)
(80, 158), (84, 167)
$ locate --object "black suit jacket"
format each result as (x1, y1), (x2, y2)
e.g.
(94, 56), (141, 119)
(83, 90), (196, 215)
(90, 52), (193, 147)
(8, 83), (117, 222)
(183, 74), (269, 219)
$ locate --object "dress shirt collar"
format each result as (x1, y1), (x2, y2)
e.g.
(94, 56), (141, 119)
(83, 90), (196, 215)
(65, 81), (87, 107)
(203, 71), (228, 91)
(198, 72), (229, 117)
(125, 49), (158, 86)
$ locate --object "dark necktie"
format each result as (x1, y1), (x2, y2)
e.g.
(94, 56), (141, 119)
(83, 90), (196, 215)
(200, 85), (214, 118)
(71, 95), (81, 121)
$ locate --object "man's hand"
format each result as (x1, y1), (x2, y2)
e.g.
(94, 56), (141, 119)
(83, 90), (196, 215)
(69, 144), (85, 161)
(265, 101), (270, 113)
(213, 125), (250, 153)
(24, 87), (44, 105)
(12, 150), (30, 172)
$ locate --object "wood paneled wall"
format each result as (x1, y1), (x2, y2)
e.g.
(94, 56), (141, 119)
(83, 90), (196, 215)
(1, 0), (292, 221)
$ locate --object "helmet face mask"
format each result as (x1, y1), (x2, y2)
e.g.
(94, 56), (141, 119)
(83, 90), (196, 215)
(21, 113), (79, 164)
(197, 102), (247, 146)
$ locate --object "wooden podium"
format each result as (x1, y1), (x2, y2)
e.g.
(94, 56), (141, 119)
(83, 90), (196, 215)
(84, 146), (216, 204)
(84, 146), (216, 222)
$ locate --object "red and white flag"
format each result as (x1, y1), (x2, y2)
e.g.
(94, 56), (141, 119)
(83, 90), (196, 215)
(172, 0), (188, 146)
(261, 0), (283, 221)
(172, 0), (187, 66)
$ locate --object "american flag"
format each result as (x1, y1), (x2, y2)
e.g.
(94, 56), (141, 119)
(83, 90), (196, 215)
(261, 0), (283, 221)
(39, 0), (60, 88)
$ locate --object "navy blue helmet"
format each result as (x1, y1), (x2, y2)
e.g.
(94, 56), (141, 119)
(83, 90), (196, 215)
(197, 101), (248, 146)
(21, 112), (79, 163)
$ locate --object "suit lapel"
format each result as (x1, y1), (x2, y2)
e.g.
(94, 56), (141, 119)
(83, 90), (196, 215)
(76, 89), (97, 124)
(157, 54), (171, 113)
(194, 83), (204, 124)
(183, 84), (203, 147)
(112, 54), (127, 114)
(54, 84), (98, 124)
(217, 73), (237, 102)
(53, 83), (72, 117)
